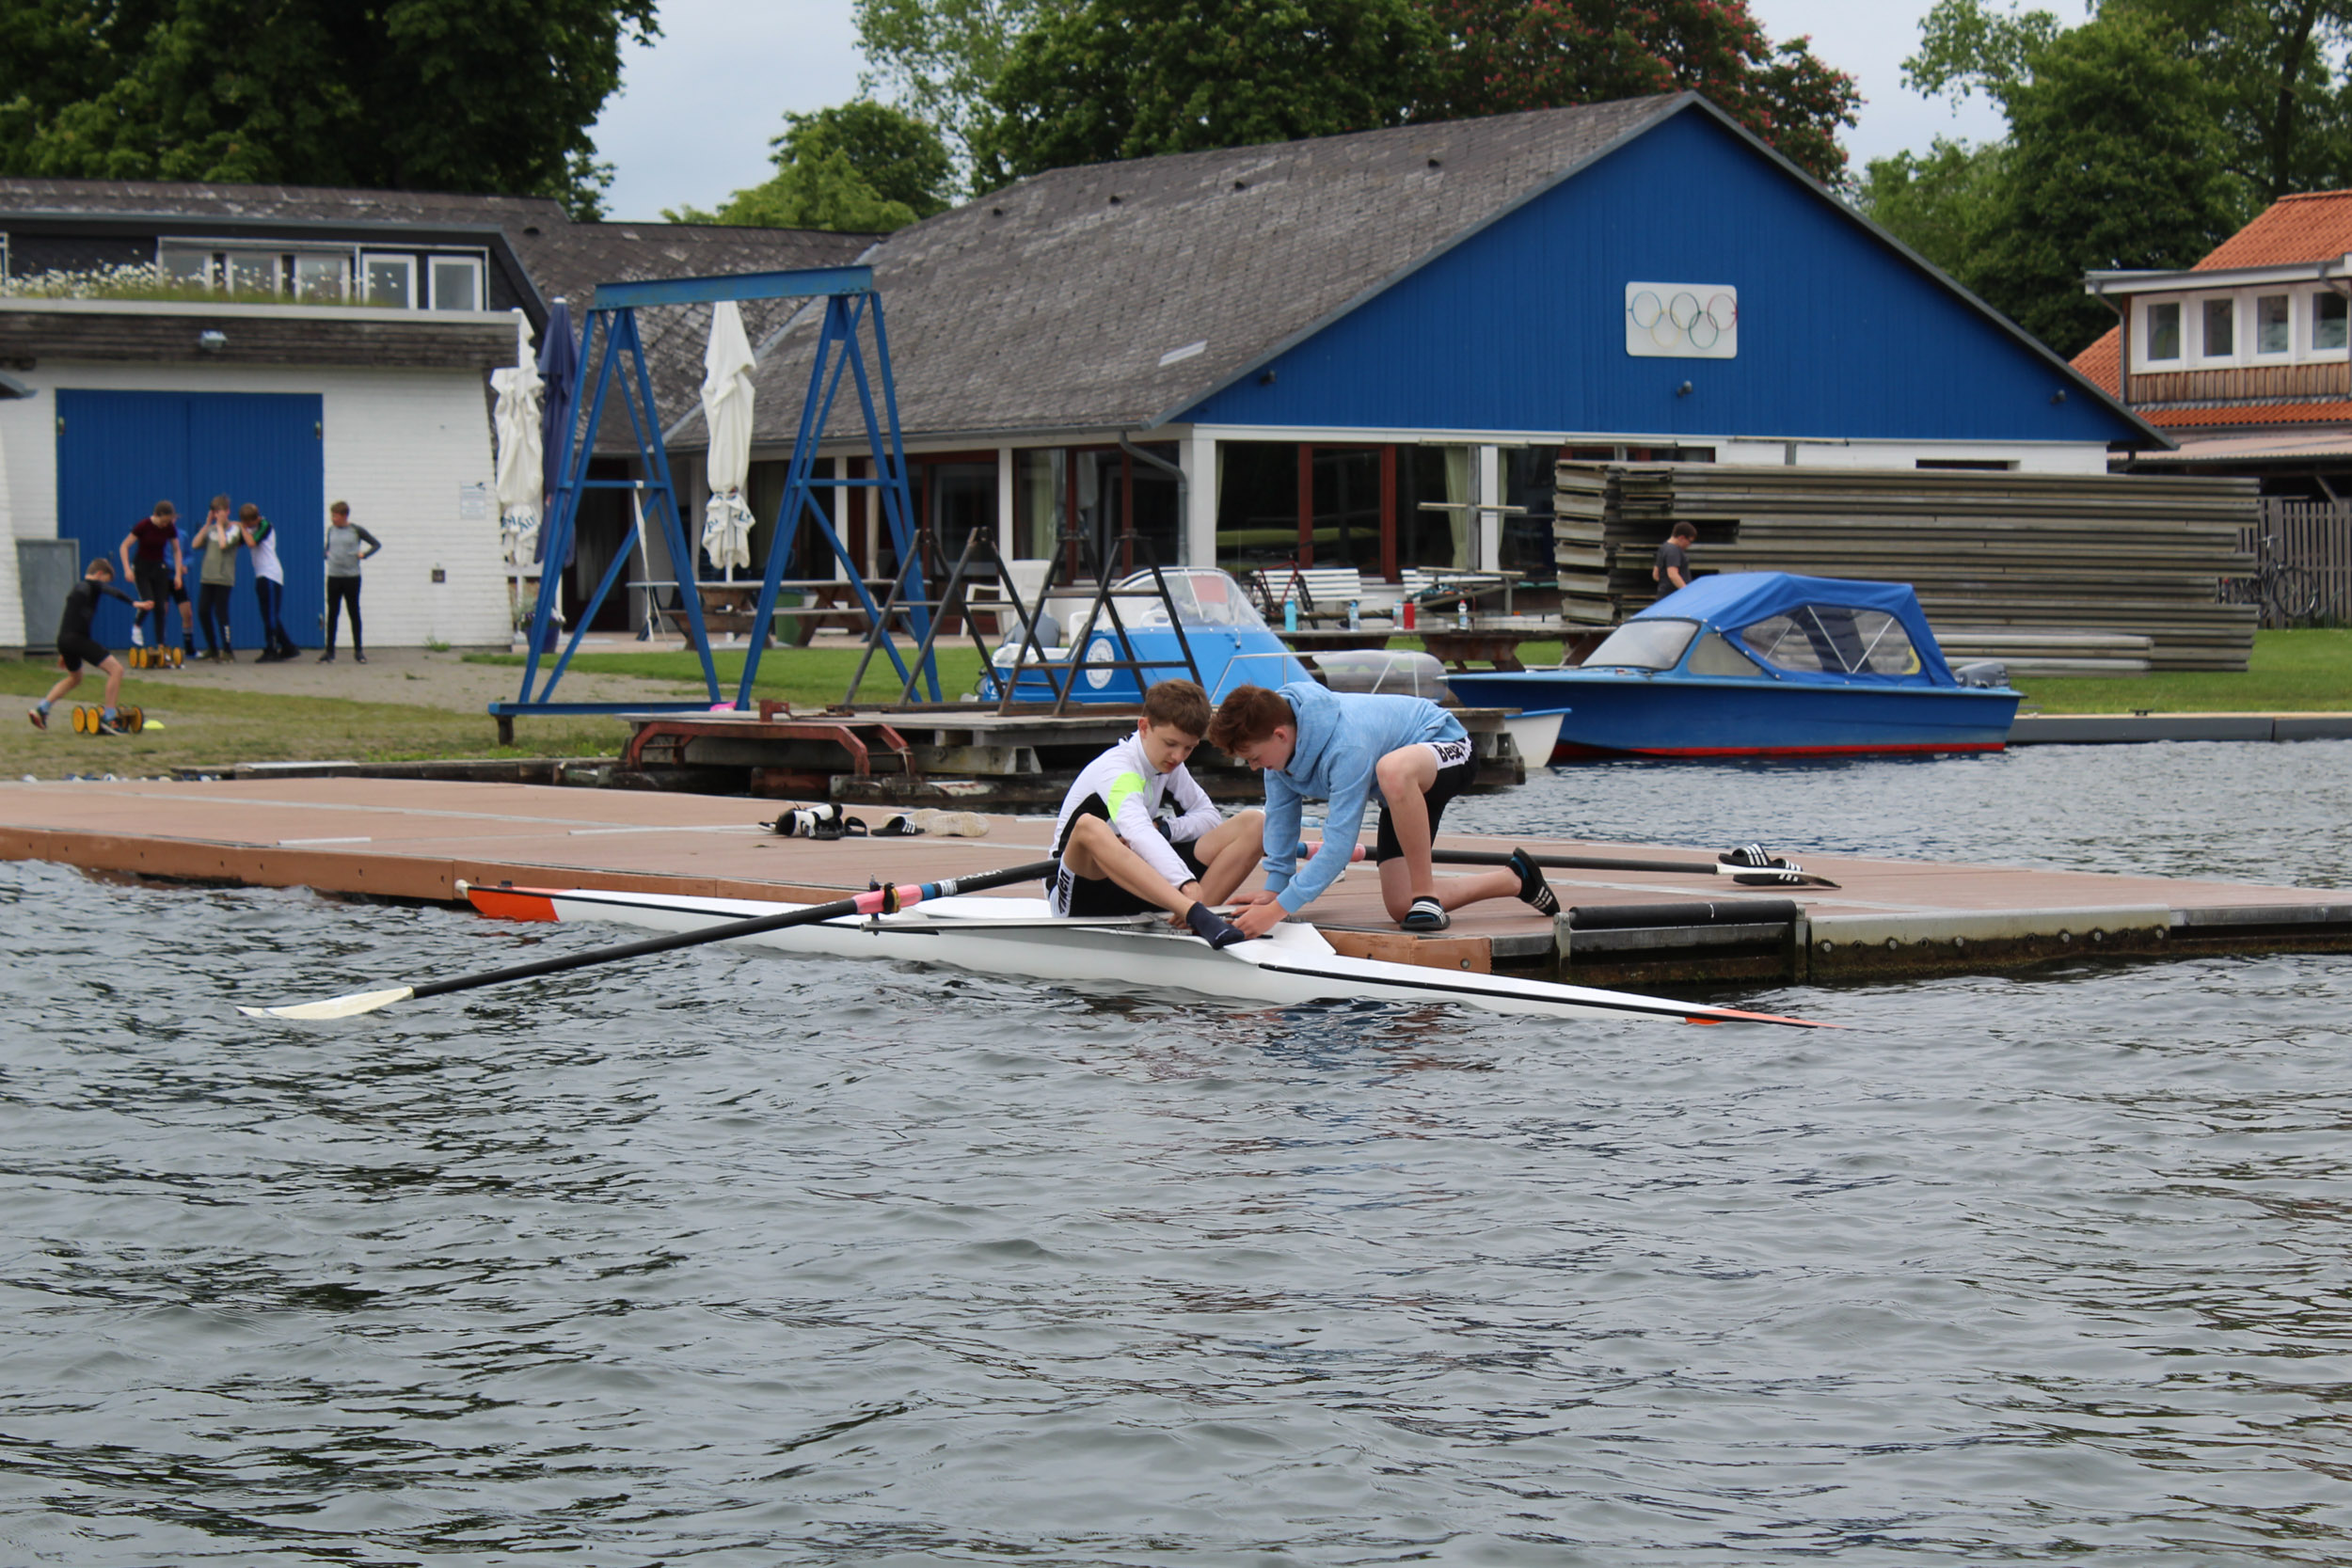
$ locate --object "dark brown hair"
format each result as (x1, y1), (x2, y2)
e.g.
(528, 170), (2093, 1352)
(1206, 685), (1294, 752)
(1140, 679), (1211, 737)
(238, 503), (261, 521)
(1670, 522), (1697, 541)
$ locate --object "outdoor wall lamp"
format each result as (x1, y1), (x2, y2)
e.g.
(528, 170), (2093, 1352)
(198, 330), (227, 352)
(1676, 380), (1693, 397)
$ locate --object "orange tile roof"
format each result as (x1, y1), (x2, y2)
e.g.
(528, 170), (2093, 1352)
(2073, 327), (2121, 395)
(2137, 401), (2352, 427)
(2197, 189), (2352, 269)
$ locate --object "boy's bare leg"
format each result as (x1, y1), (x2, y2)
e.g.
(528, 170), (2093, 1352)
(1192, 809), (1264, 906)
(1372, 744), (1516, 920)
(1060, 815), (1201, 919)
(99, 657), (127, 712)
(43, 662), (82, 707)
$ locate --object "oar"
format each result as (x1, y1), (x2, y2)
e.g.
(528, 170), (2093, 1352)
(1428, 847), (1840, 889)
(240, 858), (1060, 1021)
(1301, 841), (1838, 888)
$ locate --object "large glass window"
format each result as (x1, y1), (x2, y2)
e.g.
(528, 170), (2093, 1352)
(2257, 293), (2291, 354)
(2316, 292), (2349, 351)
(2202, 297), (2234, 357)
(1013, 448), (1060, 561)
(221, 250), (280, 296)
(2145, 301), (2182, 360)
(428, 256), (481, 311)
(294, 253), (347, 302)
(158, 245), (213, 288)
(363, 254), (414, 308)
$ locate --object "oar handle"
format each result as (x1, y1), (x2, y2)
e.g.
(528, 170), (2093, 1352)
(414, 858), (1059, 1002)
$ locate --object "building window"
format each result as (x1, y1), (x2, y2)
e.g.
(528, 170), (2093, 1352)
(2316, 292), (2349, 352)
(294, 253), (347, 302)
(2144, 302), (2182, 360)
(363, 254), (414, 308)
(428, 256), (482, 311)
(2257, 293), (2291, 354)
(221, 250), (282, 296)
(158, 245), (214, 288)
(2202, 297), (2233, 357)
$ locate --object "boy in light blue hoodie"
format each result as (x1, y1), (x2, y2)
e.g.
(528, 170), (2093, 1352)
(1207, 681), (1558, 936)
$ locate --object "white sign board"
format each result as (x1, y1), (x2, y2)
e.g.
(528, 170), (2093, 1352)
(458, 482), (490, 520)
(1625, 283), (1739, 359)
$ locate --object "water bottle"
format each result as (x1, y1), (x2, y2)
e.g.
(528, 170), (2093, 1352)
(1283, 596), (1297, 632)
(1455, 596), (1470, 631)
(1346, 599), (1360, 630)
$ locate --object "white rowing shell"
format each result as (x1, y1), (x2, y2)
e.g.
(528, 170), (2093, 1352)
(468, 886), (1828, 1028)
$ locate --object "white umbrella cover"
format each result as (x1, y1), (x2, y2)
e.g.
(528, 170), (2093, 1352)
(700, 301), (756, 574)
(491, 323), (545, 569)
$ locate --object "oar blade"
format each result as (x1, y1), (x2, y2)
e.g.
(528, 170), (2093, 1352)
(238, 986), (418, 1021)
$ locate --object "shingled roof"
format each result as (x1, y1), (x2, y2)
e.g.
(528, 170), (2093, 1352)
(0, 178), (874, 449)
(693, 94), (1685, 451)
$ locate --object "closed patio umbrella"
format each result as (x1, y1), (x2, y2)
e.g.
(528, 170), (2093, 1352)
(491, 319), (544, 641)
(535, 297), (580, 569)
(699, 301), (756, 577)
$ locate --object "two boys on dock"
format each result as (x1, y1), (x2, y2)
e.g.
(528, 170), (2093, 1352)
(1055, 677), (1558, 944)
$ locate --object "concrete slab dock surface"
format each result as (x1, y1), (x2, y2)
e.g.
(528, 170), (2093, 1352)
(3, 777), (2344, 988)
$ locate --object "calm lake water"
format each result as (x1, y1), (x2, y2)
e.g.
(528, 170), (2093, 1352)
(3, 742), (2348, 1564)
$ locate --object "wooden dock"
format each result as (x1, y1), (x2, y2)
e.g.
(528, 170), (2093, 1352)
(4, 778), (2345, 990)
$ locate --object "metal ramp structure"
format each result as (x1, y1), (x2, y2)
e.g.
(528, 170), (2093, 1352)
(489, 264), (938, 740)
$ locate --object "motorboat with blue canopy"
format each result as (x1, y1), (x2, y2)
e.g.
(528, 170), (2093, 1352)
(1446, 572), (2020, 760)
(979, 567), (1311, 705)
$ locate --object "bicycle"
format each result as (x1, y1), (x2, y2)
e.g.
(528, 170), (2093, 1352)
(2221, 537), (2323, 627)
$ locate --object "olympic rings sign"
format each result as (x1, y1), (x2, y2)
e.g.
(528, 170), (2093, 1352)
(1625, 281), (1739, 359)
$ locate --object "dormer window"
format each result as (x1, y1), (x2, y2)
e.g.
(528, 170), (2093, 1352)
(2202, 297), (2233, 356)
(2257, 293), (2292, 354)
(2145, 301), (2182, 359)
(2315, 292), (2348, 351)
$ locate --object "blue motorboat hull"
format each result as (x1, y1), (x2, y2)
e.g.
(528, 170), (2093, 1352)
(1447, 670), (2020, 760)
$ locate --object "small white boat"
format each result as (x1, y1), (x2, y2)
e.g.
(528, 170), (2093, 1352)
(466, 884), (1826, 1028)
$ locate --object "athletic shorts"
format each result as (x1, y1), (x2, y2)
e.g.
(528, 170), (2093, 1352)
(57, 633), (110, 673)
(1372, 737), (1477, 863)
(1051, 792), (1207, 917)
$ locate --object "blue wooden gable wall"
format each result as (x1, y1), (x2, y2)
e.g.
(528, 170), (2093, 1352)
(1178, 106), (2140, 445)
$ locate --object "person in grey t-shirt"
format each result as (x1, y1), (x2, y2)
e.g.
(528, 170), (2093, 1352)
(321, 500), (382, 664)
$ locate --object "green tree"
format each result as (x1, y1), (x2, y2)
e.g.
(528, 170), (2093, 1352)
(1426, 0), (1863, 186)
(1853, 136), (2011, 286)
(855, 0), (1043, 189)
(665, 102), (953, 231)
(1974, 11), (2245, 353)
(0, 0), (655, 218)
(982, 0), (1438, 180)
(1907, 0), (2352, 203)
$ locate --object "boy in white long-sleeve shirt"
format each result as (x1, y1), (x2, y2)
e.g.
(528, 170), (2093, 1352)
(1049, 680), (1262, 948)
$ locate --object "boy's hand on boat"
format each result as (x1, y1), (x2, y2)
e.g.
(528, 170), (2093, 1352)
(1231, 894), (1286, 940)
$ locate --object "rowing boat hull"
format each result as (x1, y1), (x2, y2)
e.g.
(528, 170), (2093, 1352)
(467, 886), (1825, 1028)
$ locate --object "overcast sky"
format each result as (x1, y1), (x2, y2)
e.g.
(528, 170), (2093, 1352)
(590, 0), (2050, 222)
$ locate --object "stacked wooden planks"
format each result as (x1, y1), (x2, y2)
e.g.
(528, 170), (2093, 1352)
(1558, 464), (2260, 671)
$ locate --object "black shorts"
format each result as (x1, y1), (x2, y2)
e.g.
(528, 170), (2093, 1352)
(1052, 792), (1207, 916)
(57, 633), (110, 673)
(1372, 737), (1477, 863)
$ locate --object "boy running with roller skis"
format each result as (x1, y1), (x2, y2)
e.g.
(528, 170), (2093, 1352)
(1050, 679), (1263, 948)
(1208, 681), (1559, 938)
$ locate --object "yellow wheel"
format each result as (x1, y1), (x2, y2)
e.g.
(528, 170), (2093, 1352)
(71, 705), (91, 735)
(121, 705), (144, 734)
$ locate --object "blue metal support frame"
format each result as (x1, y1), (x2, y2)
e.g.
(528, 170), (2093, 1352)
(491, 263), (936, 724)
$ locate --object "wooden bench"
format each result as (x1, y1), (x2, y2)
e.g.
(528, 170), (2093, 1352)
(691, 579), (898, 645)
(1253, 565), (1370, 625)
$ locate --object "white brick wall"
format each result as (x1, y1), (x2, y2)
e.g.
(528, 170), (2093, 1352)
(0, 360), (510, 649)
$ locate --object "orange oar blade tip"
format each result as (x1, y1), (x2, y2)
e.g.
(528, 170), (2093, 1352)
(1688, 1006), (1839, 1029)
(468, 886), (562, 923)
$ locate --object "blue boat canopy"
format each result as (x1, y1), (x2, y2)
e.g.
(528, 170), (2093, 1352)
(1629, 572), (1960, 688)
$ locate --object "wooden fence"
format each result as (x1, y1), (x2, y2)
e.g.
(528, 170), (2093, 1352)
(2249, 501), (2352, 626)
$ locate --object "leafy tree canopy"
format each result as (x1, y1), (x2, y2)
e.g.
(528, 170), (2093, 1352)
(981, 0), (1438, 181)
(855, 0), (1042, 189)
(1426, 0), (1862, 186)
(665, 102), (954, 232)
(0, 0), (656, 219)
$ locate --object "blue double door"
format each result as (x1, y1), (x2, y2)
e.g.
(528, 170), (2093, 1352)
(56, 389), (326, 651)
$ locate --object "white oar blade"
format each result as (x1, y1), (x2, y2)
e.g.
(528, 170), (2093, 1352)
(238, 986), (417, 1021)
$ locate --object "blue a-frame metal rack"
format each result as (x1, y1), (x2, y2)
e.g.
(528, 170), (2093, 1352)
(489, 264), (936, 739)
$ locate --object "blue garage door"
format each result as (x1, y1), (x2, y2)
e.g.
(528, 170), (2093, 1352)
(56, 389), (325, 651)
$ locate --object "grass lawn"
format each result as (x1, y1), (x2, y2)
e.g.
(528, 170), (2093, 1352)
(2011, 628), (2351, 714)
(463, 644), (990, 707)
(1, 663), (629, 778)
